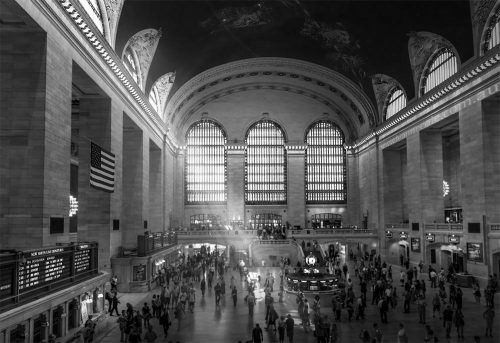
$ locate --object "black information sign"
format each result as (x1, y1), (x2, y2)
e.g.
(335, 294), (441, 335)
(411, 238), (421, 252)
(0, 262), (15, 300)
(18, 248), (72, 294)
(74, 245), (92, 275)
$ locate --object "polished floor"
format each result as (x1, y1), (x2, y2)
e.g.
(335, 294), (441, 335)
(95, 263), (499, 343)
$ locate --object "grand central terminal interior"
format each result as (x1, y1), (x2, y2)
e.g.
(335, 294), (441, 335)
(1, 0), (499, 342)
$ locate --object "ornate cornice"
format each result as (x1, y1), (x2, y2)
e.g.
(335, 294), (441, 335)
(56, 0), (180, 152)
(166, 57), (377, 131)
(347, 46), (500, 151)
(123, 28), (162, 91)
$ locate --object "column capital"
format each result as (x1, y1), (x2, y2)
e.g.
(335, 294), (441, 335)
(226, 143), (247, 155)
(285, 144), (307, 155)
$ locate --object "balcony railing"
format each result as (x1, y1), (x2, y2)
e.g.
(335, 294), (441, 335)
(385, 223), (409, 229)
(489, 223), (500, 231)
(424, 223), (463, 231)
(137, 232), (178, 256)
(176, 229), (259, 237)
(291, 228), (376, 236)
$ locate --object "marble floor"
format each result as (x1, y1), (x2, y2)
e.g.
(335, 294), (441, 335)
(95, 263), (499, 343)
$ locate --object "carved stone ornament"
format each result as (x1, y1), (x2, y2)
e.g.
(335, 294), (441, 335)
(371, 74), (401, 119)
(152, 71), (176, 118)
(407, 31), (456, 92)
(127, 28), (162, 91)
(103, 0), (124, 48)
(470, 0), (496, 27)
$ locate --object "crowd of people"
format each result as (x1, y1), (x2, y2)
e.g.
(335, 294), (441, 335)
(91, 245), (499, 343)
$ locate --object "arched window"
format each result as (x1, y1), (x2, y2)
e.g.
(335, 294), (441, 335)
(123, 47), (139, 84)
(149, 85), (160, 115)
(421, 49), (458, 95)
(78, 0), (104, 34)
(305, 121), (346, 203)
(384, 87), (407, 120)
(245, 120), (286, 204)
(483, 8), (500, 53)
(185, 120), (227, 204)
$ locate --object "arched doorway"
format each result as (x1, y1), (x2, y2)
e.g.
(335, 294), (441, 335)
(440, 244), (464, 273)
(385, 239), (409, 266)
(492, 250), (500, 277)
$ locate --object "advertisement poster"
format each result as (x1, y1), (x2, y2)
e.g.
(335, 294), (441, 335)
(466, 243), (483, 262)
(411, 238), (421, 252)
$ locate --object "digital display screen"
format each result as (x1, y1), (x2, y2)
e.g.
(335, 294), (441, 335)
(74, 245), (92, 275)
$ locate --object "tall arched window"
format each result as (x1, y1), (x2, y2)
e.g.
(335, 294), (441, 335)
(384, 87), (407, 120)
(123, 47), (139, 84)
(149, 85), (160, 115)
(78, 0), (104, 34)
(185, 120), (227, 204)
(245, 120), (286, 204)
(421, 49), (458, 95)
(484, 8), (500, 53)
(305, 121), (346, 203)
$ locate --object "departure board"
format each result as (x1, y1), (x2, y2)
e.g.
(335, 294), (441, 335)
(74, 245), (92, 275)
(18, 247), (72, 294)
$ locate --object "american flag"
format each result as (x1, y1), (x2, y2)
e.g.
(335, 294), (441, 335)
(90, 142), (115, 192)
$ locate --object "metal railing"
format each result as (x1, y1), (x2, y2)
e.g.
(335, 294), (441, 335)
(385, 223), (409, 229)
(424, 223), (463, 231)
(176, 229), (259, 237)
(137, 232), (178, 256)
(489, 223), (500, 231)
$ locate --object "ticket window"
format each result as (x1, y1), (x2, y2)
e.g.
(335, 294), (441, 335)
(68, 299), (79, 330)
(52, 306), (63, 338)
(9, 324), (26, 343)
(33, 315), (46, 343)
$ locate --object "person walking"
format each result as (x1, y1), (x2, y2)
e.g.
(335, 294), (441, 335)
(247, 292), (256, 316)
(443, 304), (453, 339)
(330, 322), (338, 343)
(373, 323), (383, 343)
(142, 303), (152, 329)
(483, 306), (495, 337)
(303, 299), (311, 332)
(432, 293), (441, 319)
(252, 323), (263, 343)
(117, 311), (128, 343)
(397, 323), (408, 343)
(454, 308), (465, 339)
(110, 293), (120, 316)
(159, 309), (171, 339)
(200, 278), (206, 297)
(417, 293), (427, 324)
(277, 316), (286, 343)
(359, 329), (370, 342)
(232, 286), (238, 307)
(285, 314), (294, 343)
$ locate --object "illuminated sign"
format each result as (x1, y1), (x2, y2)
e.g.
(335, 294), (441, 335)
(385, 230), (393, 238)
(426, 233), (435, 242)
(69, 195), (78, 217)
(399, 232), (408, 239)
(448, 235), (460, 244)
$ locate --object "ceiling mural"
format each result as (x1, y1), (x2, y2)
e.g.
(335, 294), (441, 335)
(116, 1), (473, 105)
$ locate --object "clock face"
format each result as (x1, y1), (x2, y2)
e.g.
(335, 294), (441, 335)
(306, 256), (317, 265)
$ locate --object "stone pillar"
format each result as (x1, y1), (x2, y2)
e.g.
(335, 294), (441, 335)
(0, 30), (72, 249)
(77, 98), (112, 269)
(149, 142), (163, 231)
(383, 149), (404, 225)
(406, 131), (444, 264)
(122, 127), (144, 247)
(164, 147), (176, 229)
(286, 145), (306, 228)
(142, 135), (150, 231)
(345, 151), (359, 226)
(109, 101), (124, 262)
(226, 144), (246, 226)
(171, 150), (185, 227)
(482, 98), (500, 224)
(406, 131), (444, 225)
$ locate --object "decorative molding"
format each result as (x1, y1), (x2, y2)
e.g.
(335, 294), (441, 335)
(480, 3), (500, 54)
(57, 0), (181, 152)
(123, 28), (162, 91)
(371, 74), (404, 121)
(166, 57), (377, 130)
(471, 0), (496, 28)
(176, 82), (358, 144)
(408, 31), (459, 94)
(347, 47), (500, 151)
(103, 0), (124, 49)
(151, 71), (176, 119)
